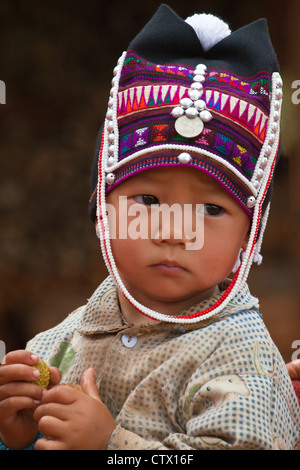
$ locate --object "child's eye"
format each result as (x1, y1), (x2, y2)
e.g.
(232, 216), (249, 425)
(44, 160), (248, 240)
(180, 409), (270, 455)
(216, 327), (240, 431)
(204, 204), (224, 216)
(134, 195), (159, 206)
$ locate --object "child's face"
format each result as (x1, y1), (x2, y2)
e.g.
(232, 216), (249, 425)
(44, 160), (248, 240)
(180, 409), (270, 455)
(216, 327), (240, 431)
(105, 165), (250, 314)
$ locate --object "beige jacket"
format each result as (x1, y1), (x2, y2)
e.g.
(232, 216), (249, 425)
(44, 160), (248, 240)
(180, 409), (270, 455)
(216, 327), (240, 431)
(27, 276), (300, 449)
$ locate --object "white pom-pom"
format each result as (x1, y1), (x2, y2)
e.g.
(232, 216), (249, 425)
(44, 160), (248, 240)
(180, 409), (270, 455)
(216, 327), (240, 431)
(185, 13), (231, 52)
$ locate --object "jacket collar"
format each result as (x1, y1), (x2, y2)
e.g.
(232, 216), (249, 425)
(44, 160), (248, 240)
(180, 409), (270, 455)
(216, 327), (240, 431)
(77, 276), (259, 335)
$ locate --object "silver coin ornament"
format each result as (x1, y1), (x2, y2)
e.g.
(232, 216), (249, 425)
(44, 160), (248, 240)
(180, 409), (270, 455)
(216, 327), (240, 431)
(171, 63), (212, 139)
(175, 115), (204, 139)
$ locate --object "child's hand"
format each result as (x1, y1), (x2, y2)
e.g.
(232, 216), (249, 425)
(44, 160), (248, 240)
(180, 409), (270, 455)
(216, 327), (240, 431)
(33, 368), (117, 450)
(0, 350), (61, 449)
(286, 360), (300, 405)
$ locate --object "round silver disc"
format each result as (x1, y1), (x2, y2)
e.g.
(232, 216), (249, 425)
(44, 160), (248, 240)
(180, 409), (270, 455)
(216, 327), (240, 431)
(175, 115), (204, 138)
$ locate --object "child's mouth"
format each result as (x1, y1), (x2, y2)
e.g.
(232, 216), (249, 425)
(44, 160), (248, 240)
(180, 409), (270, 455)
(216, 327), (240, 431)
(151, 260), (188, 275)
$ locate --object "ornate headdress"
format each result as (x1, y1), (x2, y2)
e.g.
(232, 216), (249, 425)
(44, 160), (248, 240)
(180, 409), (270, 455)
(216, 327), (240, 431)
(89, 4), (282, 323)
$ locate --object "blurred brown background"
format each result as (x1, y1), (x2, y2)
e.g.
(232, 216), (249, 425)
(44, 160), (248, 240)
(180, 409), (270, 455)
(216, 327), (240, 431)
(0, 0), (299, 362)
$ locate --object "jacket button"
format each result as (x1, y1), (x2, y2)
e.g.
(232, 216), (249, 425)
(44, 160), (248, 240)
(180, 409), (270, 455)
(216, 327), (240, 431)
(121, 334), (137, 348)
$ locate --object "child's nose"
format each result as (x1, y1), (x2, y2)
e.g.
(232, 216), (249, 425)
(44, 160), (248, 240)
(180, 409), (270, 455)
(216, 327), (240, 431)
(151, 212), (197, 247)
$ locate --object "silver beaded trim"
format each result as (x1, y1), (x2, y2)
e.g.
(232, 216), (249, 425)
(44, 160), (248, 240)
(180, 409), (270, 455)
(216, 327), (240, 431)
(104, 52), (127, 186)
(247, 72), (283, 208)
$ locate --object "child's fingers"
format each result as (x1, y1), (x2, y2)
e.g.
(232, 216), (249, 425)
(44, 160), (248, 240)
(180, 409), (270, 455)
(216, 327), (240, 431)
(0, 381), (43, 401)
(0, 381), (43, 421)
(286, 360), (300, 381)
(3, 352), (62, 389)
(3, 350), (39, 366)
(0, 396), (39, 416)
(81, 368), (100, 401)
(34, 435), (65, 451)
(33, 386), (83, 425)
(34, 403), (70, 426)
(48, 366), (62, 387)
(40, 385), (81, 405)
(0, 363), (41, 385)
(0, 395), (40, 415)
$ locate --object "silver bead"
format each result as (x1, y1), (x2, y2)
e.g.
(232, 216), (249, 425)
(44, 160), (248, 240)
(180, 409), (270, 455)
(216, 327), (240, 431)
(275, 89), (283, 100)
(194, 100), (206, 111)
(180, 97), (193, 108)
(247, 196), (256, 208)
(193, 67), (203, 75)
(171, 106), (185, 118)
(257, 168), (264, 179)
(178, 152), (191, 164)
(107, 156), (115, 167)
(194, 69), (206, 77)
(253, 180), (259, 189)
(107, 121), (114, 133)
(191, 82), (203, 91)
(274, 111), (280, 121)
(108, 145), (115, 156)
(108, 133), (115, 144)
(195, 63), (207, 71)
(272, 122), (279, 133)
(260, 157), (268, 168)
(276, 76), (283, 88)
(265, 145), (272, 157)
(269, 133), (275, 145)
(113, 65), (119, 76)
(188, 89), (203, 101)
(274, 101), (280, 111)
(108, 97), (114, 108)
(193, 74), (206, 83)
(199, 110), (213, 122)
(185, 107), (198, 119)
(106, 109), (113, 120)
(106, 173), (115, 185)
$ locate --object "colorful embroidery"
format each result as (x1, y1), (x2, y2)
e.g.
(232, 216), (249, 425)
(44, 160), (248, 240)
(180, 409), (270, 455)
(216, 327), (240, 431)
(117, 86), (268, 144)
(207, 70), (271, 102)
(118, 117), (259, 179)
(117, 85), (189, 118)
(120, 51), (194, 85)
(203, 89), (268, 142)
(151, 124), (169, 142)
(109, 153), (250, 210)
(121, 52), (272, 105)
(132, 126), (149, 148)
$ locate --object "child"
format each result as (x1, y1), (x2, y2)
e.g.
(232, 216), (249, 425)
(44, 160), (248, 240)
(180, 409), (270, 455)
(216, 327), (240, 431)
(0, 5), (299, 450)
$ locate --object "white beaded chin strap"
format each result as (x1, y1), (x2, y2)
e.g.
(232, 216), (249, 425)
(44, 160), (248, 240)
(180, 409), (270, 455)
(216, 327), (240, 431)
(96, 53), (283, 323)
